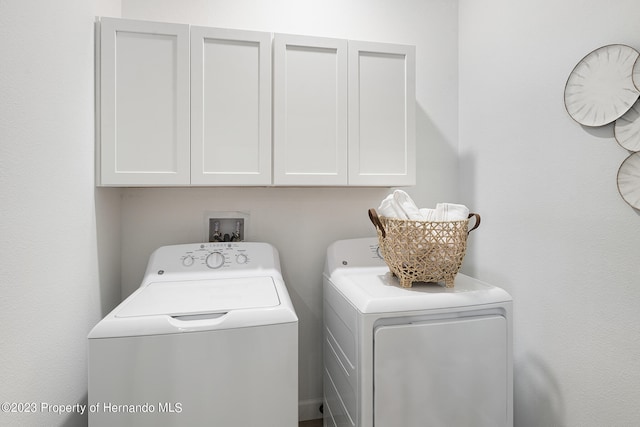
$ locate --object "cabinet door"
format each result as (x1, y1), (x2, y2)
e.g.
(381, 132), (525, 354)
(191, 27), (272, 185)
(348, 41), (415, 186)
(98, 18), (190, 186)
(273, 34), (348, 186)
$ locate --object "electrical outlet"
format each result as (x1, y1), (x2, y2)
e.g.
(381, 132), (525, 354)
(204, 211), (249, 242)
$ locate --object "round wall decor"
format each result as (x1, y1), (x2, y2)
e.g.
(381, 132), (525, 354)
(564, 44), (640, 127)
(618, 152), (640, 209)
(614, 100), (640, 152)
(634, 52), (640, 90)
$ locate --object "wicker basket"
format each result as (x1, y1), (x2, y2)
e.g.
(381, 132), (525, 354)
(368, 208), (481, 288)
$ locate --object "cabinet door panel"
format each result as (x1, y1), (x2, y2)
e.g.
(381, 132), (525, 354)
(191, 27), (272, 185)
(99, 18), (190, 186)
(348, 42), (415, 186)
(273, 34), (348, 186)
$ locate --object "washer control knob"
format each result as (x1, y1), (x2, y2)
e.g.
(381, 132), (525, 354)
(236, 253), (248, 265)
(206, 252), (225, 269)
(182, 255), (195, 267)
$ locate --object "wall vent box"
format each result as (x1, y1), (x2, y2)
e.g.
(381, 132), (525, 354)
(204, 211), (249, 242)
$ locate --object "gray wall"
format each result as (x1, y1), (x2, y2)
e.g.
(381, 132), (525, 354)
(4, 0), (639, 425)
(0, 1), (121, 426)
(459, 0), (640, 425)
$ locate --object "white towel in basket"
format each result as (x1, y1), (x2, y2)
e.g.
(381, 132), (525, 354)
(378, 191), (469, 222)
(392, 190), (424, 220)
(434, 203), (469, 221)
(378, 192), (409, 219)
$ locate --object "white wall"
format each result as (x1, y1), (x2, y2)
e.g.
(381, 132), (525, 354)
(0, 1), (122, 426)
(13, 1), (637, 426)
(459, 0), (640, 425)
(114, 0), (459, 419)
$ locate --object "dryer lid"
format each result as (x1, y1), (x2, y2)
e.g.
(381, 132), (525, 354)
(329, 269), (512, 314)
(115, 276), (280, 318)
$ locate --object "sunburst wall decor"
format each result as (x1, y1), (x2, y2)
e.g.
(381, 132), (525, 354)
(564, 44), (640, 210)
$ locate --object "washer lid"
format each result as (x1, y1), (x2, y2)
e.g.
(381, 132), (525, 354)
(116, 276), (280, 318)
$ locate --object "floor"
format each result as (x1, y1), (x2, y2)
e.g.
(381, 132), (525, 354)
(299, 419), (322, 427)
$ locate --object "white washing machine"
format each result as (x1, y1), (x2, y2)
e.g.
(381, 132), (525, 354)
(88, 242), (298, 427)
(323, 237), (513, 427)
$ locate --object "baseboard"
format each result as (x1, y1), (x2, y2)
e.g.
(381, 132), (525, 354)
(299, 397), (323, 421)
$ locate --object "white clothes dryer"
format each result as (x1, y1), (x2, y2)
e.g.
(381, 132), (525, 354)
(88, 242), (298, 427)
(323, 237), (512, 427)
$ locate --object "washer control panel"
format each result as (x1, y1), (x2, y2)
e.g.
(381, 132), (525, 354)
(182, 243), (254, 270)
(145, 242), (278, 275)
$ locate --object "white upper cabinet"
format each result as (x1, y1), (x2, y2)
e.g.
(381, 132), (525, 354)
(98, 18), (190, 186)
(97, 17), (415, 187)
(273, 35), (415, 186)
(190, 27), (272, 185)
(273, 34), (348, 186)
(348, 41), (416, 186)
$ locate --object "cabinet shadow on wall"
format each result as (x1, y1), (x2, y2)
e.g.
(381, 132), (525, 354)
(94, 187), (123, 317)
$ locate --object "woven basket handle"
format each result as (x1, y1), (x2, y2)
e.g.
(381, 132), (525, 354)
(368, 208), (386, 238)
(467, 213), (481, 234)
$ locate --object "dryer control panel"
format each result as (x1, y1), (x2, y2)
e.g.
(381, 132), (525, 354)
(143, 242), (280, 276)
(325, 237), (386, 274)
